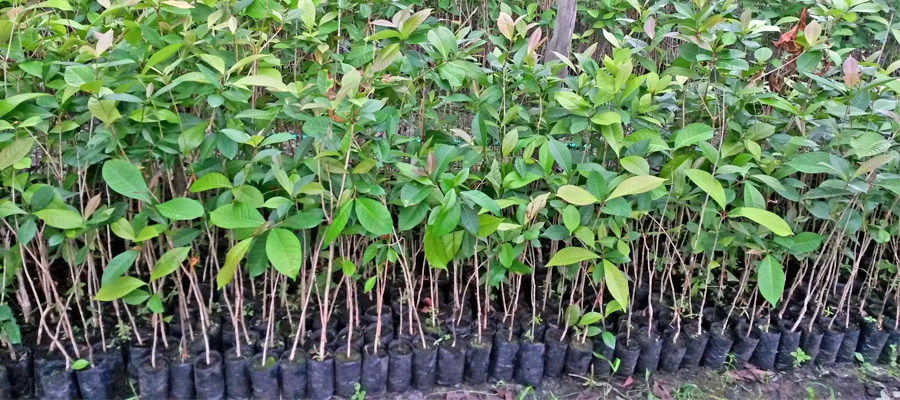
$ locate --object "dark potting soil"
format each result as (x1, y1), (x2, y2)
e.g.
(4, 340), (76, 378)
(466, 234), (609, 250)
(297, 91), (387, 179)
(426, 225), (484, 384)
(412, 339), (437, 390)
(465, 337), (492, 385)
(169, 358), (196, 399)
(564, 338), (593, 376)
(836, 325), (861, 363)
(679, 327), (709, 369)
(591, 335), (616, 376)
(543, 326), (567, 378)
(774, 325), (802, 371)
(5, 347), (33, 398)
(515, 340), (545, 387)
(127, 342), (152, 383)
(248, 353), (280, 400)
(364, 324), (394, 349)
(138, 357), (169, 400)
(361, 344), (389, 398)
(857, 321), (890, 363)
(879, 328), (900, 364)
(224, 348), (252, 400)
(658, 329), (687, 373)
(436, 340), (466, 386)
(334, 347), (362, 398)
(335, 328), (364, 353)
(387, 339), (413, 393)
(76, 358), (112, 400)
(614, 334), (641, 377)
(800, 325), (824, 367)
(750, 328), (781, 370)
(701, 328), (734, 371)
(635, 330), (663, 374)
(816, 327), (845, 366)
(0, 365), (10, 400)
(730, 328), (759, 370)
(37, 359), (78, 400)
(490, 330), (518, 382)
(306, 355), (335, 400)
(193, 351), (226, 400)
(279, 353), (308, 400)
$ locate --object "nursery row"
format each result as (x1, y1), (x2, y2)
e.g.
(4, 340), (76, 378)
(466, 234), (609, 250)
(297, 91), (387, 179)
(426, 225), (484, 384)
(3, 281), (900, 400)
(2, 1), (900, 400)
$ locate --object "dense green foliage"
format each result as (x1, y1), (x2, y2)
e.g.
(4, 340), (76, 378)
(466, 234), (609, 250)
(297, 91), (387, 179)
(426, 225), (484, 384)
(1, 0), (899, 378)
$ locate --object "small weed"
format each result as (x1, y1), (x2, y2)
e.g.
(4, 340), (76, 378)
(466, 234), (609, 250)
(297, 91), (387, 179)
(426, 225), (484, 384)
(673, 383), (702, 400)
(791, 348), (811, 368)
(517, 386), (536, 400)
(351, 382), (366, 400)
(855, 352), (877, 376)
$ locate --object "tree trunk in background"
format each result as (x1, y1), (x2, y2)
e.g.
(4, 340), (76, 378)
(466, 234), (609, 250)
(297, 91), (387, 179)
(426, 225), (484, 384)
(544, 0), (578, 80)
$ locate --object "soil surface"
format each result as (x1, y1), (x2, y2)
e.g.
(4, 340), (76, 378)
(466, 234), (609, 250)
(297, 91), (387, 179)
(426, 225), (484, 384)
(385, 364), (900, 399)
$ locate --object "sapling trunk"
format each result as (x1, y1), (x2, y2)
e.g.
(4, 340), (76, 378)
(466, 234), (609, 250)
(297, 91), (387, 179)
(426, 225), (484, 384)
(318, 245), (336, 359)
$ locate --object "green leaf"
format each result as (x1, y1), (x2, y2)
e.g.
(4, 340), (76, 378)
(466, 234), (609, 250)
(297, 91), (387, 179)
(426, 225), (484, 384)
(355, 198), (392, 236)
(71, 359), (90, 370)
(266, 229), (303, 280)
(673, 123), (714, 150)
(233, 75), (289, 92)
(546, 247), (600, 267)
(685, 169), (727, 210)
(142, 43), (183, 74)
(399, 202), (429, 231)
(556, 91), (590, 116)
(854, 153), (895, 179)
(33, 208), (84, 230)
(562, 205), (580, 233)
(190, 173), (233, 192)
(606, 176), (666, 200)
(210, 203), (265, 229)
(0, 138), (33, 171)
(777, 232), (824, 254)
(372, 43), (401, 73)
(591, 111), (621, 126)
(156, 197), (204, 221)
(426, 26), (457, 59)
(729, 207), (793, 237)
(199, 54), (226, 75)
(580, 311), (603, 326)
(121, 289), (150, 305)
(148, 294), (164, 313)
(102, 159), (150, 202)
(557, 185), (599, 205)
(364, 276), (377, 293)
(477, 214), (503, 237)
(501, 129), (518, 157)
(424, 228), (462, 270)
(322, 201), (352, 246)
(335, 68), (361, 102)
(619, 156), (649, 176)
(399, 8), (431, 39)
(150, 247), (190, 281)
(565, 304), (582, 327)
(786, 152), (835, 175)
(0, 94), (50, 118)
(110, 218), (135, 241)
(604, 260), (629, 310)
(757, 255), (785, 307)
(96, 276), (146, 301)
(102, 250), (139, 285)
(217, 238), (253, 289)
(460, 190), (500, 215)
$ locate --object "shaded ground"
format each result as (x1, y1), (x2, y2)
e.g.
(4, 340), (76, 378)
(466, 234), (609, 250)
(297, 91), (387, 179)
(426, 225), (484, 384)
(389, 364), (900, 399)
